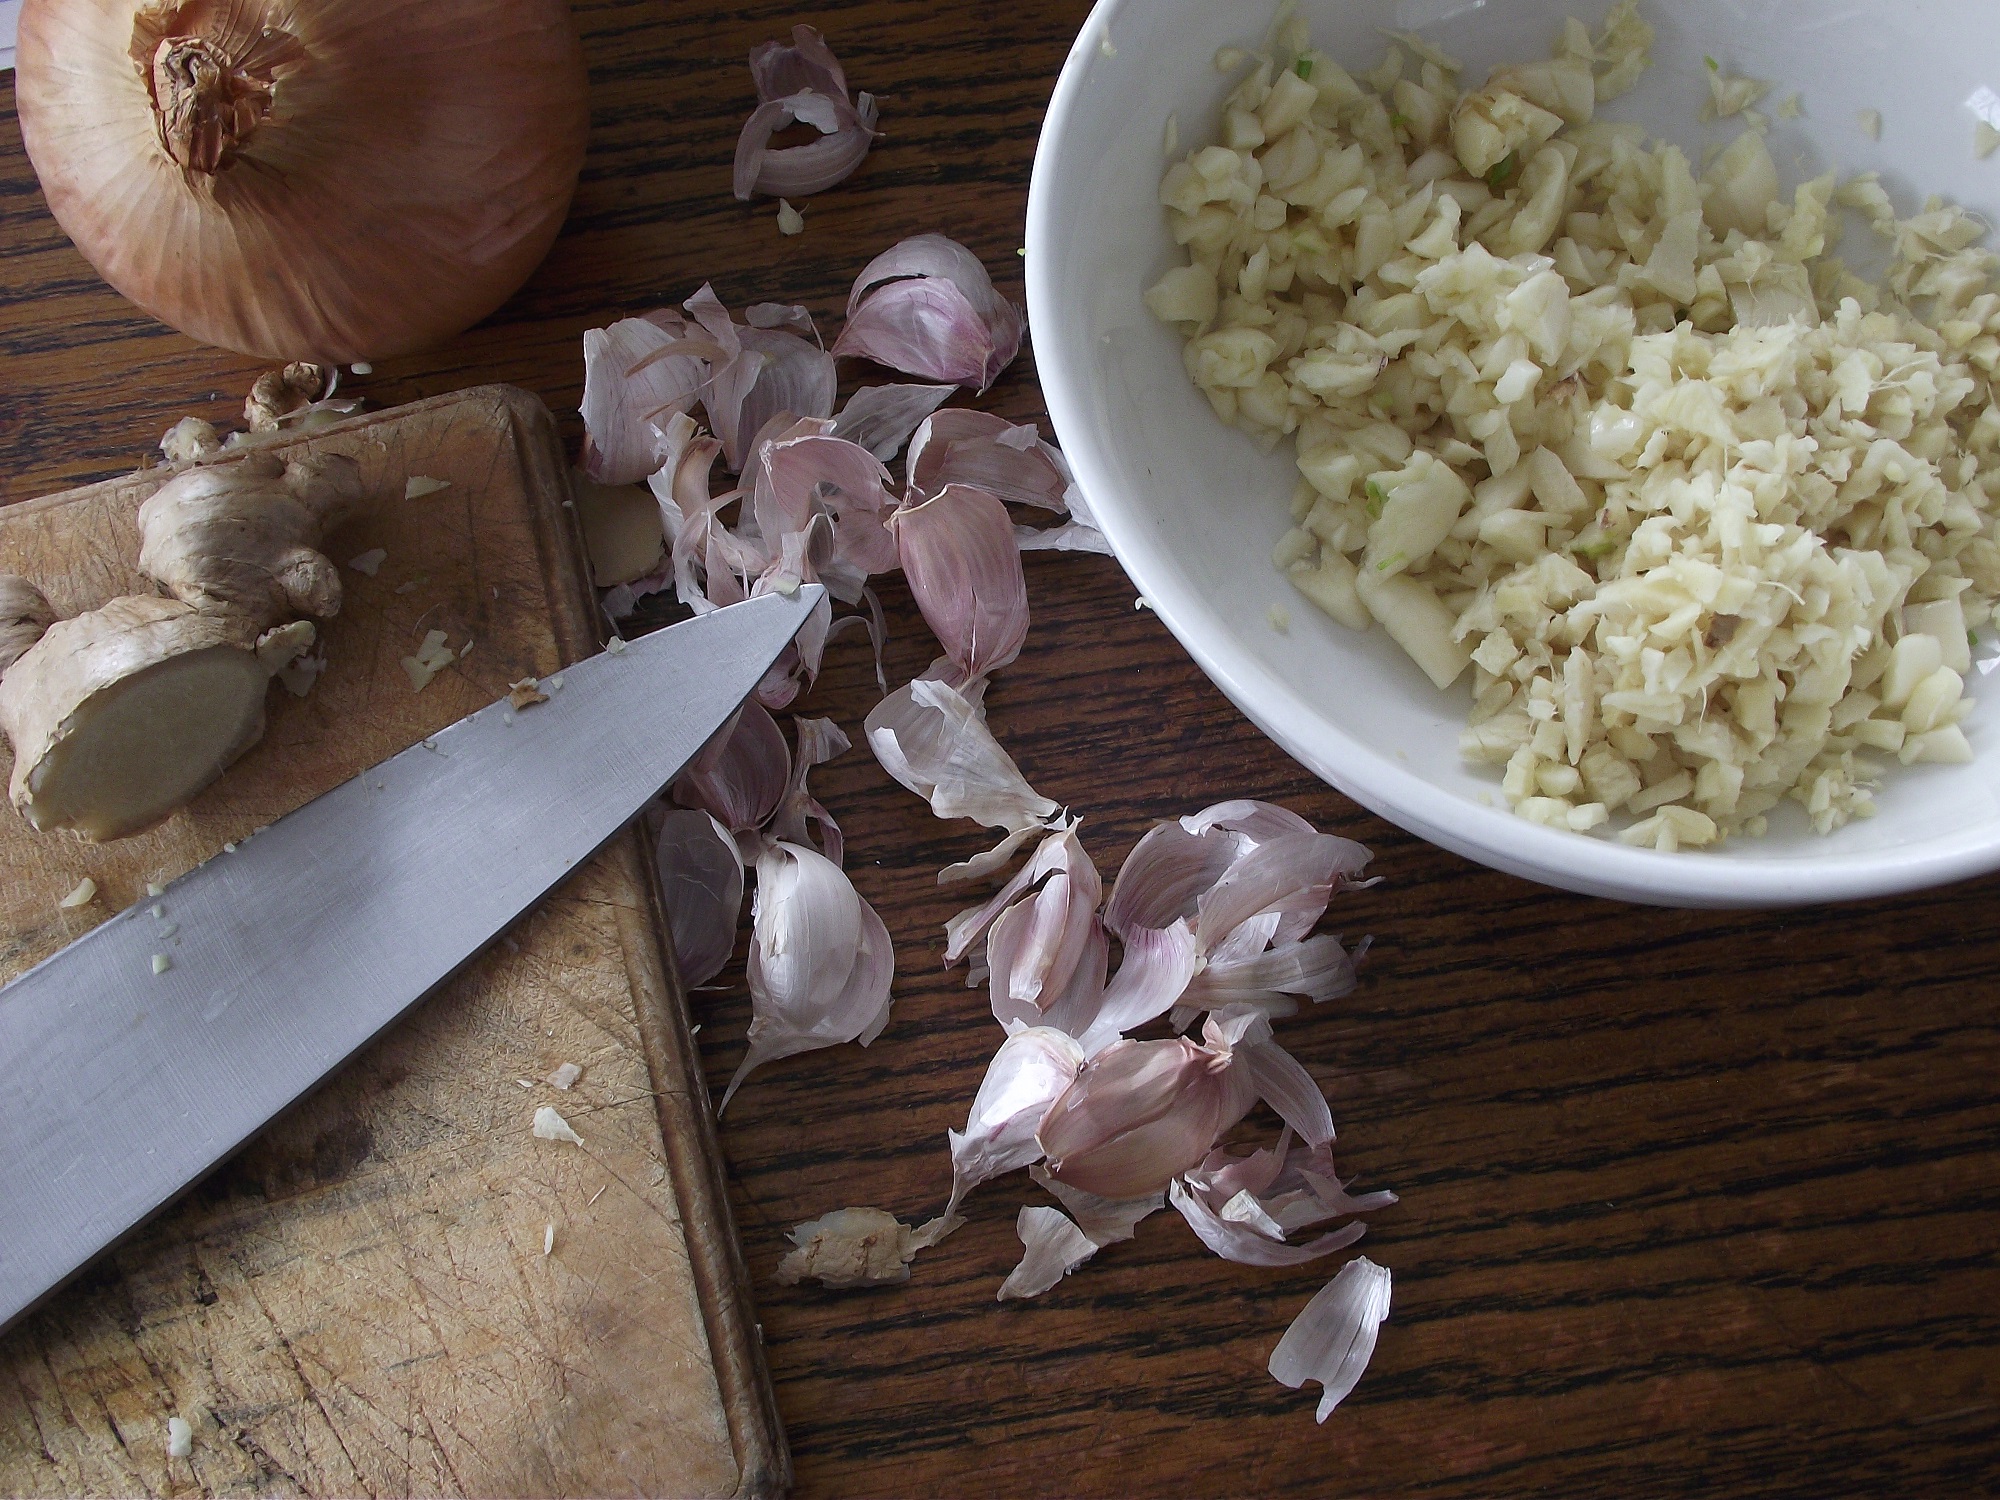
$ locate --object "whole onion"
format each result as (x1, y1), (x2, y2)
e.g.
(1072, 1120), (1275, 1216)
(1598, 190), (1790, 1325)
(15, 0), (591, 364)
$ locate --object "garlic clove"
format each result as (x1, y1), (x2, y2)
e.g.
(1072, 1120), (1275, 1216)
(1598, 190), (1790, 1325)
(655, 809), (745, 989)
(829, 383), (956, 462)
(1268, 1257), (1393, 1421)
(978, 828), (1102, 1016)
(674, 700), (790, 834)
(943, 821), (1085, 966)
(865, 675), (1061, 878)
(721, 841), (894, 1112)
(1036, 1035), (1249, 1200)
(888, 484), (1030, 684)
(834, 235), (1024, 392)
(945, 1024), (1087, 1219)
(997, 1206), (1100, 1300)
(1201, 1005), (1333, 1147)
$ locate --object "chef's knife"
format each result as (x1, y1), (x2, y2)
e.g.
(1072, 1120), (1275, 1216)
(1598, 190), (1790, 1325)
(0, 584), (824, 1331)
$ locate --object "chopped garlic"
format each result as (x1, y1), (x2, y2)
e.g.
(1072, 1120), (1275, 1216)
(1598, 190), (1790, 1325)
(58, 878), (97, 910)
(1777, 92), (1802, 120)
(1267, 602), (1291, 632)
(404, 476), (450, 499)
(532, 1104), (583, 1145)
(507, 677), (550, 710)
(350, 361), (373, 375)
(547, 1061), (581, 1090)
(166, 1416), (192, 1458)
(605, 635), (628, 655)
(146, 881), (166, 898)
(401, 629), (455, 692)
(548, 671), (565, 691)
(1978, 122), (2000, 160)
(776, 199), (805, 235)
(1155, 2), (2000, 846)
(348, 548), (387, 576)
(1858, 107), (1882, 139)
(152, 954), (172, 976)
(543, 1222), (555, 1256)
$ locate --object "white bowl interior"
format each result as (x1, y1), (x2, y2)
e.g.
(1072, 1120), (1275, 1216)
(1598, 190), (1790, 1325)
(1028, 0), (2000, 906)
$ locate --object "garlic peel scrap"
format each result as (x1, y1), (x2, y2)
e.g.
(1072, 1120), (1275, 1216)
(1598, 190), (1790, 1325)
(906, 409), (1073, 512)
(1031, 1166), (1164, 1246)
(775, 1207), (919, 1287)
(829, 383), (955, 461)
(736, 26), (879, 201)
(1168, 1179), (1366, 1267)
(866, 676), (1061, 878)
(1268, 1257), (1393, 1420)
(580, 316), (706, 485)
(833, 234), (1024, 391)
(997, 1206), (1099, 1300)
(532, 1105), (583, 1145)
(946, 1025), (1086, 1220)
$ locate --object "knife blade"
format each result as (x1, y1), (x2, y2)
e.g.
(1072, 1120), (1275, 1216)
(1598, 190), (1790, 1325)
(0, 584), (824, 1330)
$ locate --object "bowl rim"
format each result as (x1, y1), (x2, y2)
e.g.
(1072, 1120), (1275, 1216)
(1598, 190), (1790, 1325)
(1023, 0), (2000, 908)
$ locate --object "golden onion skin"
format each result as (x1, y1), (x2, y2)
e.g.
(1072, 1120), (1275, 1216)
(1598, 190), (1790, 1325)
(15, 0), (590, 364)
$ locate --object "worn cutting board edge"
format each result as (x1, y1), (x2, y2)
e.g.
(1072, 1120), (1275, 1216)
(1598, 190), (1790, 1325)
(0, 385), (787, 1498)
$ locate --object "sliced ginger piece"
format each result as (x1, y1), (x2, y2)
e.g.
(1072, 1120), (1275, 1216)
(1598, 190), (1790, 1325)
(0, 597), (312, 840)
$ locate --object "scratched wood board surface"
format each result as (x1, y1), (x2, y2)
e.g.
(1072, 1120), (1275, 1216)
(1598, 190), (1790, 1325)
(0, 387), (784, 1497)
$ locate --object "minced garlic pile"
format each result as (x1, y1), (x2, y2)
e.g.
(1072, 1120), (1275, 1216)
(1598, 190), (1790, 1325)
(1147, 3), (2000, 848)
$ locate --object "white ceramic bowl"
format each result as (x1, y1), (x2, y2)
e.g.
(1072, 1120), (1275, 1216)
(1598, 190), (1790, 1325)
(1027, 0), (2000, 907)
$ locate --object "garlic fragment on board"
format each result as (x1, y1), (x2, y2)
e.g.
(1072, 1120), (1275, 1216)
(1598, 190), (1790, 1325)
(507, 677), (549, 710)
(777, 199), (805, 235)
(166, 1416), (192, 1458)
(58, 877), (97, 910)
(1268, 1257), (1393, 1420)
(547, 1062), (581, 1090)
(403, 476), (450, 500)
(401, 630), (454, 692)
(532, 1105), (583, 1145)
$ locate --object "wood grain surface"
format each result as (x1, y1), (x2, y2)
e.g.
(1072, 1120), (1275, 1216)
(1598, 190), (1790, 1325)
(0, 391), (780, 1497)
(4, 1), (2000, 1496)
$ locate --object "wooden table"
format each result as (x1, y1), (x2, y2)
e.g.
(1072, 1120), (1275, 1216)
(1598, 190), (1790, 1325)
(4, 2), (1998, 1494)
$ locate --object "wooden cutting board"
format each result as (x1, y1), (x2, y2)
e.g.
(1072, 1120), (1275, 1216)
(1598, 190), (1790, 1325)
(0, 386), (786, 1498)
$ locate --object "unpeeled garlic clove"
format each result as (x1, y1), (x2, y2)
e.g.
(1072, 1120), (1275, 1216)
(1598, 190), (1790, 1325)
(906, 408), (1074, 512)
(655, 809), (745, 989)
(580, 316), (707, 485)
(888, 484), (1029, 684)
(832, 235), (1024, 391)
(1036, 1035), (1251, 1200)
(674, 700), (790, 833)
(721, 840), (894, 1112)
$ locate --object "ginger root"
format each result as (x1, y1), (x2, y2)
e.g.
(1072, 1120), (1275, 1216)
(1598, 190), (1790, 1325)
(0, 450), (360, 840)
